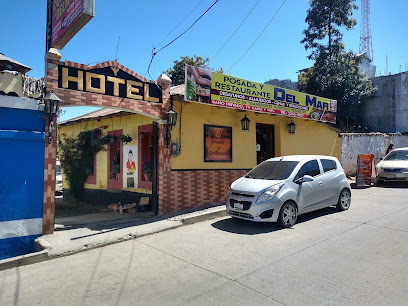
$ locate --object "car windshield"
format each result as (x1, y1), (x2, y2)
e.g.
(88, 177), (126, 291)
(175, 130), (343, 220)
(246, 161), (299, 180)
(384, 150), (408, 161)
(56, 164), (61, 175)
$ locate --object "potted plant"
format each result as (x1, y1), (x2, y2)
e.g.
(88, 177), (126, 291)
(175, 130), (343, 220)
(111, 164), (121, 180)
(143, 163), (152, 181)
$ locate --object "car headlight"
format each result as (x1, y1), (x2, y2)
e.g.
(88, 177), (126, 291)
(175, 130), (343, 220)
(256, 184), (283, 203)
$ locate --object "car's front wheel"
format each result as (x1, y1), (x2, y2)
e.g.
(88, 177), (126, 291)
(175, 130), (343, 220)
(336, 188), (351, 211)
(278, 201), (297, 228)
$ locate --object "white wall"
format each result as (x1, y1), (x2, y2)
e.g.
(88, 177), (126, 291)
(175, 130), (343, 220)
(340, 133), (408, 175)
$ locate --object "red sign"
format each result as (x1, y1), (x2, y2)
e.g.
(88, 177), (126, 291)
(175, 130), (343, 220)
(356, 154), (374, 186)
(47, 0), (94, 50)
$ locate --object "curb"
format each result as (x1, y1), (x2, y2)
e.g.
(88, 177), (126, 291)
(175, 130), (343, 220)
(0, 250), (50, 272)
(0, 207), (227, 271)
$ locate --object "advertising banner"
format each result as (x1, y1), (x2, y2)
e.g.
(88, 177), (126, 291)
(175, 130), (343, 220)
(204, 125), (232, 162)
(185, 65), (337, 123)
(356, 154), (374, 186)
(123, 145), (137, 188)
(47, 0), (95, 50)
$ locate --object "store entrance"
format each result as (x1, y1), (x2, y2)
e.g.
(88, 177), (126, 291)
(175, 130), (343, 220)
(256, 123), (275, 164)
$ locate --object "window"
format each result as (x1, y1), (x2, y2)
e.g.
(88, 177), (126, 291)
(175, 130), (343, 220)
(321, 159), (337, 172)
(295, 160), (320, 179)
(247, 161), (299, 180)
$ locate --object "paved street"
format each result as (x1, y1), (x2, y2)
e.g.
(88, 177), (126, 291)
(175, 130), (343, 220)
(1, 184), (408, 305)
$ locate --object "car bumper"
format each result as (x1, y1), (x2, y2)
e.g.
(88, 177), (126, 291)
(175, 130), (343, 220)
(377, 173), (408, 181)
(226, 196), (283, 222)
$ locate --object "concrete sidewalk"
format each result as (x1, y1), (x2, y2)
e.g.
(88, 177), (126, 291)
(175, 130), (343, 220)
(0, 205), (226, 271)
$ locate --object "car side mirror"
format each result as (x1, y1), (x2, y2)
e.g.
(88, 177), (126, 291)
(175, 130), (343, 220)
(380, 157), (383, 160)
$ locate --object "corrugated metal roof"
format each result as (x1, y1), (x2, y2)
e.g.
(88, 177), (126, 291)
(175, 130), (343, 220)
(170, 84), (185, 96)
(0, 53), (31, 74)
(58, 108), (124, 126)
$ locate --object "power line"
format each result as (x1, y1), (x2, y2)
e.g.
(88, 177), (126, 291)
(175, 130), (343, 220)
(155, 0), (206, 50)
(226, 0), (287, 73)
(146, 0), (220, 79)
(209, 0), (262, 63)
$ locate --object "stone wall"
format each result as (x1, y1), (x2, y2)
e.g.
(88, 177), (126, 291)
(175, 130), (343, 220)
(361, 72), (408, 133)
(340, 133), (408, 175)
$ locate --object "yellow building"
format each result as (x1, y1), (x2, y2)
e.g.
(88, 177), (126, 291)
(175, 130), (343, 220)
(58, 85), (340, 213)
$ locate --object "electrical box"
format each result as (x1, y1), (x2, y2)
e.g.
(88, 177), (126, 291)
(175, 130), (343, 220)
(171, 143), (179, 156)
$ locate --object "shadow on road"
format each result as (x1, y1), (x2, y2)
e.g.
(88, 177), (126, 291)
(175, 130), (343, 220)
(374, 181), (408, 189)
(211, 206), (341, 235)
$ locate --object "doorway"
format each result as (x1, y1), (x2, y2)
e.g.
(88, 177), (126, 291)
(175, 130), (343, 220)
(256, 123), (275, 164)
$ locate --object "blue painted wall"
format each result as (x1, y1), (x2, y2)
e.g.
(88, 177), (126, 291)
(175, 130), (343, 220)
(0, 106), (45, 260)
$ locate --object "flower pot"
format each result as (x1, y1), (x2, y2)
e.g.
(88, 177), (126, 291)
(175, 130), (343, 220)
(143, 173), (151, 181)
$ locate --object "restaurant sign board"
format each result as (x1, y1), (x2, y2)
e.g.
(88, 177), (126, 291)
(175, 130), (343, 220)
(185, 65), (337, 123)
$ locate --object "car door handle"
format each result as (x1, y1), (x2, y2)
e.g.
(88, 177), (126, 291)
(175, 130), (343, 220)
(318, 181), (323, 185)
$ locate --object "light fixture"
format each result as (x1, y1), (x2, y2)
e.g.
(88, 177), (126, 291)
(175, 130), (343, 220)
(166, 108), (178, 128)
(241, 114), (250, 131)
(43, 89), (61, 144)
(44, 90), (61, 116)
(288, 121), (296, 134)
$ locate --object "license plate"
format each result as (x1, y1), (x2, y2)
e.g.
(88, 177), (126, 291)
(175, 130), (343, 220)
(235, 203), (244, 210)
(387, 174), (396, 179)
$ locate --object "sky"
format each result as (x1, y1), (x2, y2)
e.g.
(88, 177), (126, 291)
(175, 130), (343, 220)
(2, 0), (407, 122)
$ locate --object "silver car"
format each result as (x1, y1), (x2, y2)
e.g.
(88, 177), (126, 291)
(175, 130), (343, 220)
(226, 155), (351, 228)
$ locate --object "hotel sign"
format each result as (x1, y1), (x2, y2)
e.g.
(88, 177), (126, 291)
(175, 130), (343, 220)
(58, 65), (162, 103)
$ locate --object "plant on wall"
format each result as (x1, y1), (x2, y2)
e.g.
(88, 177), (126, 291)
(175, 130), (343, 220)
(58, 127), (111, 206)
(118, 133), (132, 144)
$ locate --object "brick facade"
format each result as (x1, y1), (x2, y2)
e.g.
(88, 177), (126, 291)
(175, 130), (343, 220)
(44, 50), (171, 234)
(44, 49), (238, 234)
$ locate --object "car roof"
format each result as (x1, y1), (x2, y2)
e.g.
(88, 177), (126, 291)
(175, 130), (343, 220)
(266, 155), (338, 162)
(391, 147), (408, 151)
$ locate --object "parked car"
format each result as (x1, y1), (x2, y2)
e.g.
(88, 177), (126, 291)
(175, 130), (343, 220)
(56, 160), (63, 195)
(226, 155), (351, 228)
(376, 147), (408, 184)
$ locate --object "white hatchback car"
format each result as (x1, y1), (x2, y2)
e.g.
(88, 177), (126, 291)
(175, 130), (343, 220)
(226, 155), (351, 228)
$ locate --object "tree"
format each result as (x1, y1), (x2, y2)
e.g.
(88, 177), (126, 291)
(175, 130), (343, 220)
(264, 79), (298, 91)
(165, 55), (223, 86)
(300, 0), (376, 131)
(301, 0), (358, 60)
(58, 127), (111, 206)
(298, 52), (376, 131)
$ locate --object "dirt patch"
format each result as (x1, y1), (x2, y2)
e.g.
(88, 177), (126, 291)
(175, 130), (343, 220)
(55, 196), (107, 218)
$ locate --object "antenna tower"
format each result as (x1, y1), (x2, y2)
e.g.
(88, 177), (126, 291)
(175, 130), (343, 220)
(359, 0), (373, 61)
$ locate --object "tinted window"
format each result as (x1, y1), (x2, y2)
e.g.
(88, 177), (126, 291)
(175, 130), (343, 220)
(56, 164), (61, 175)
(384, 150), (408, 161)
(247, 161), (299, 180)
(295, 160), (320, 179)
(321, 159), (337, 172)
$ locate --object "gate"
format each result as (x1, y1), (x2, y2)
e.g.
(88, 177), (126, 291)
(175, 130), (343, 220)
(0, 98), (45, 259)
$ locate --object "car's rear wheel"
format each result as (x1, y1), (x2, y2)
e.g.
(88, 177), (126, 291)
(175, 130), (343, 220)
(336, 188), (351, 211)
(278, 201), (297, 228)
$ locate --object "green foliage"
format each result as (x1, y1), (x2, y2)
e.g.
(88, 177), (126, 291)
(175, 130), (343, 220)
(301, 0), (358, 60)
(143, 163), (152, 174)
(118, 133), (132, 144)
(299, 0), (375, 131)
(58, 127), (111, 206)
(298, 51), (376, 131)
(264, 79), (298, 91)
(165, 55), (224, 86)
